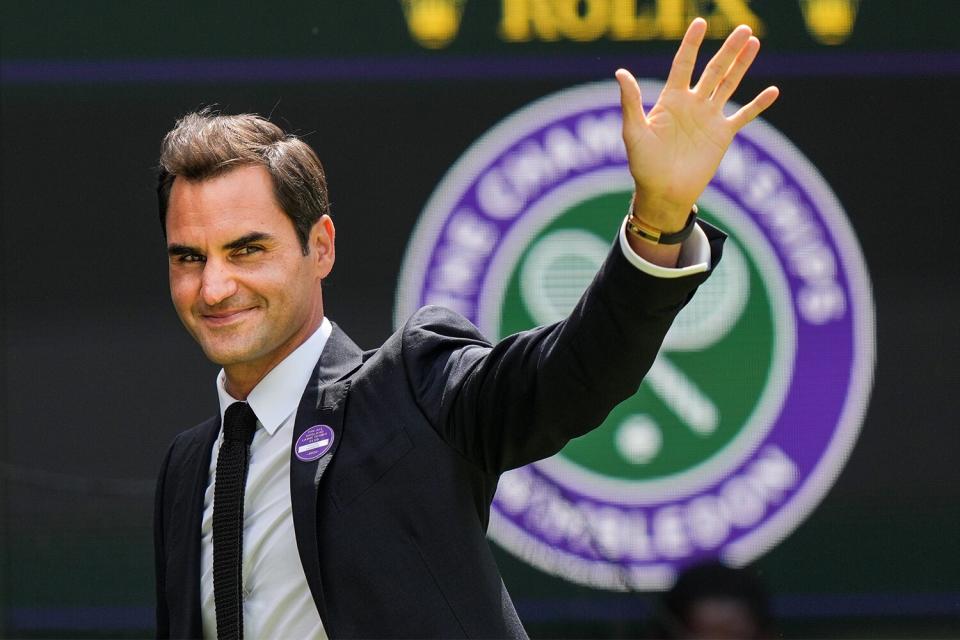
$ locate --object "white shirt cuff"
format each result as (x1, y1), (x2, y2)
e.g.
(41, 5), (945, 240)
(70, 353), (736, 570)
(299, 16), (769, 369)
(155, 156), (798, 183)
(618, 216), (711, 278)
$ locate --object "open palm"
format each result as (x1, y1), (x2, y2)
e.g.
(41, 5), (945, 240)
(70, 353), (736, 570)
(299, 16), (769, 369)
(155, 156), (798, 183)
(617, 19), (779, 230)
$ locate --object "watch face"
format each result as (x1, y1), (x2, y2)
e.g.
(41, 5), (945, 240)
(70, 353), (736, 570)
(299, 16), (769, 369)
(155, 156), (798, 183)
(396, 80), (875, 590)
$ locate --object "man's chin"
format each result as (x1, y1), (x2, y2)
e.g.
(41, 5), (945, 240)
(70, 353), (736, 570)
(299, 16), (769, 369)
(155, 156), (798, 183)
(198, 340), (262, 368)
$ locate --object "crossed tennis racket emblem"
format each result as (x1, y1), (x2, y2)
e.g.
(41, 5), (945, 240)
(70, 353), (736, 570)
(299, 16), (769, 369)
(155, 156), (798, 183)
(519, 229), (750, 464)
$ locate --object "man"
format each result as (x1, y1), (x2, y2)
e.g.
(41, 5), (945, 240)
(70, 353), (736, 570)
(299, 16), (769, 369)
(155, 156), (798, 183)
(154, 18), (778, 639)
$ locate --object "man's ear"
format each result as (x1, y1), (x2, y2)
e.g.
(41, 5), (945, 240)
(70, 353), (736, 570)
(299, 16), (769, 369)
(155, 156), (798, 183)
(311, 214), (335, 279)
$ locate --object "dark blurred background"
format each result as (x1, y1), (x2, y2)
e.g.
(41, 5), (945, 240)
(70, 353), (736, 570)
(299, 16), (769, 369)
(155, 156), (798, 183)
(1, 1), (958, 638)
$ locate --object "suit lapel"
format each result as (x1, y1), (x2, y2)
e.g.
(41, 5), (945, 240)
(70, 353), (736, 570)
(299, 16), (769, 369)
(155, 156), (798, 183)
(289, 323), (363, 624)
(172, 415), (219, 639)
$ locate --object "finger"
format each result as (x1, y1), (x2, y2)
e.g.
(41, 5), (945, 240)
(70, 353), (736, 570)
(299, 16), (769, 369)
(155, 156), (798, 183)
(711, 36), (760, 105)
(694, 24), (753, 97)
(728, 86), (780, 130)
(615, 68), (647, 123)
(664, 18), (707, 91)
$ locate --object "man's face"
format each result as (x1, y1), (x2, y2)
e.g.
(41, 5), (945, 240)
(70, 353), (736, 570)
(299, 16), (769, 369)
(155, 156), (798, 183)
(165, 165), (334, 375)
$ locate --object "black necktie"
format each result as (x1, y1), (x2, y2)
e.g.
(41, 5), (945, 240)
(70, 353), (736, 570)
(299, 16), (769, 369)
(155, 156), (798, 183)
(213, 401), (258, 640)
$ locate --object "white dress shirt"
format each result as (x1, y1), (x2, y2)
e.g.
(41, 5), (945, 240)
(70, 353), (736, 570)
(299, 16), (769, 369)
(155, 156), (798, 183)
(197, 225), (709, 638)
(201, 317), (332, 640)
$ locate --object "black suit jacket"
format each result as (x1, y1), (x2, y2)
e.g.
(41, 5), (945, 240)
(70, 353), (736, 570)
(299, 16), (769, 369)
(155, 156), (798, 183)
(154, 227), (724, 638)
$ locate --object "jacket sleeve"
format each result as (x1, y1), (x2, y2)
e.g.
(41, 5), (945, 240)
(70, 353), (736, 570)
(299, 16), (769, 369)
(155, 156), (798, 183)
(401, 223), (725, 474)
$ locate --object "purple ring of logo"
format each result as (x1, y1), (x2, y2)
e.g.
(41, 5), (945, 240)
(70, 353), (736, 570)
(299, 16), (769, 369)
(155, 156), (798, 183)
(395, 80), (875, 588)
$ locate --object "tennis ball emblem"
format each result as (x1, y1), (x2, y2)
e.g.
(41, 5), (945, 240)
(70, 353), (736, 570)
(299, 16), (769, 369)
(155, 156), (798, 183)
(395, 80), (875, 589)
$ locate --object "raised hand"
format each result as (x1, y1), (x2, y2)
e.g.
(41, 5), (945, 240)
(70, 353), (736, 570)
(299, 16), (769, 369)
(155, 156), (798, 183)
(617, 18), (779, 236)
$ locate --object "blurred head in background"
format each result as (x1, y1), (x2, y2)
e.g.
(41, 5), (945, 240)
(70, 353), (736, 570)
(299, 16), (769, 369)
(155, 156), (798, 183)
(650, 561), (773, 640)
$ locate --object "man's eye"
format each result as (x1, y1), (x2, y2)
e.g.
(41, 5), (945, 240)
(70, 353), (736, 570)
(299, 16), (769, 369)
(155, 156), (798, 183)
(235, 245), (263, 256)
(178, 254), (205, 263)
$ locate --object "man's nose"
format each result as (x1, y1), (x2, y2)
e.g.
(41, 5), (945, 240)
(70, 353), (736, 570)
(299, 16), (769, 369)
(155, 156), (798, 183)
(200, 259), (239, 307)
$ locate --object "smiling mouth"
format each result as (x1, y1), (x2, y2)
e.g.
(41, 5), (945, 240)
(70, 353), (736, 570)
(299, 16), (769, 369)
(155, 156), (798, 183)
(200, 308), (256, 327)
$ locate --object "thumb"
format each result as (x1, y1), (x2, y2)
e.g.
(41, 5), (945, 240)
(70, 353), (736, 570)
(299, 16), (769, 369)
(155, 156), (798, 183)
(615, 68), (647, 124)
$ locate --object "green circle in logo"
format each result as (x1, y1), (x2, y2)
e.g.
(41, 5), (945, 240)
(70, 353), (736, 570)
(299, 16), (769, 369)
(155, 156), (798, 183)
(495, 190), (776, 482)
(399, 80), (873, 588)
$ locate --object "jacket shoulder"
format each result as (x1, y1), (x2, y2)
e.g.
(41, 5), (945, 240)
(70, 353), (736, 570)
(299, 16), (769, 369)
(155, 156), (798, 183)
(401, 305), (490, 343)
(159, 415), (219, 472)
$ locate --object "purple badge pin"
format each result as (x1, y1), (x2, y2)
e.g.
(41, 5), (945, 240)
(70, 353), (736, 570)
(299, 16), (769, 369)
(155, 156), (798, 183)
(295, 424), (334, 462)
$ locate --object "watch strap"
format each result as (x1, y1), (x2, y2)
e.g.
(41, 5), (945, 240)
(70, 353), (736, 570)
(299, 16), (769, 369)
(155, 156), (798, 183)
(626, 204), (699, 245)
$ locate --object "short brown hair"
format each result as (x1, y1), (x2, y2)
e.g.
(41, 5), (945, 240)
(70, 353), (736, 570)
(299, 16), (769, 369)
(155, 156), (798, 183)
(157, 109), (329, 254)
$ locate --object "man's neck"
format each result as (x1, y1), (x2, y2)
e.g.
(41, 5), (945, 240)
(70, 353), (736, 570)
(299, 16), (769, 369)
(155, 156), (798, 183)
(222, 318), (325, 400)
(223, 366), (270, 401)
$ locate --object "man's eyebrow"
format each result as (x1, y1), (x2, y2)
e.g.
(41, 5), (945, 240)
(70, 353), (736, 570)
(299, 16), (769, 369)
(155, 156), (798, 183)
(167, 243), (199, 257)
(166, 233), (275, 257)
(223, 232), (274, 251)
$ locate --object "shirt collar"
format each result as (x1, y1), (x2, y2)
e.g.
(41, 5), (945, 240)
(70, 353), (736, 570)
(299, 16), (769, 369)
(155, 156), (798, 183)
(216, 317), (332, 436)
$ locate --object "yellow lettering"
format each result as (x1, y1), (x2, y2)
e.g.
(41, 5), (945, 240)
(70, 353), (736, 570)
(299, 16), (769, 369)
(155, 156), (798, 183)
(555, 0), (609, 42)
(657, 0), (687, 39)
(498, 0), (766, 44)
(609, 0), (658, 40)
(707, 0), (766, 37)
(500, 0), (561, 41)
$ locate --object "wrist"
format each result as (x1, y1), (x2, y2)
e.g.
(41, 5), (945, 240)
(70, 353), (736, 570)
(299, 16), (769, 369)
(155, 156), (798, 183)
(626, 205), (698, 246)
(630, 192), (693, 233)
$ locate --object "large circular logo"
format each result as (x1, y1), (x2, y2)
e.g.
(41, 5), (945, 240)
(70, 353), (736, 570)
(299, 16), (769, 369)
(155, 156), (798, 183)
(395, 81), (875, 590)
